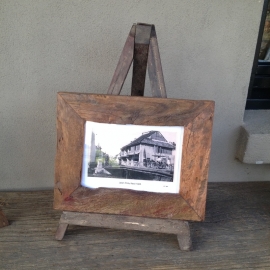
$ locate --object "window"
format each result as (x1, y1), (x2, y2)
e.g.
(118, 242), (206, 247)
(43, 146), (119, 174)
(246, 0), (270, 109)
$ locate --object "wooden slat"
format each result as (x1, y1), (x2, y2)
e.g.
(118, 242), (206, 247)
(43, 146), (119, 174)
(180, 102), (214, 219)
(59, 211), (188, 235)
(131, 24), (152, 96)
(107, 25), (135, 95)
(57, 211), (192, 250)
(55, 223), (68, 240)
(54, 94), (85, 205)
(148, 25), (167, 98)
(58, 93), (211, 127)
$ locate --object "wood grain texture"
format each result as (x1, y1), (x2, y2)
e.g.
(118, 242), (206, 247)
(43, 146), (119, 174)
(54, 94), (85, 207)
(55, 187), (200, 221)
(55, 223), (68, 240)
(131, 43), (149, 96)
(107, 25), (135, 95)
(54, 93), (214, 221)
(58, 211), (190, 234)
(57, 93), (212, 127)
(0, 182), (269, 269)
(177, 221), (192, 251)
(107, 23), (166, 98)
(131, 24), (151, 96)
(148, 25), (167, 98)
(0, 208), (8, 228)
(56, 211), (192, 250)
(180, 102), (215, 220)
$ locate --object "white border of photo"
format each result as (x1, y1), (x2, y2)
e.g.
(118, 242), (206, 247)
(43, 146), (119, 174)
(81, 121), (184, 194)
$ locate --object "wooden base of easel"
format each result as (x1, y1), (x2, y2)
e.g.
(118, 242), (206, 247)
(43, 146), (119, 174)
(55, 211), (192, 251)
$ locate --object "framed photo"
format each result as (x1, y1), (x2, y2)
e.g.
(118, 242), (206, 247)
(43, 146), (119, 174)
(54, 93), (214, 221)
(81, 121), (184, 194)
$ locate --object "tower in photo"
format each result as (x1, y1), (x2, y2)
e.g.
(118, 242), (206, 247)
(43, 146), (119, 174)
(89, 132), (96, 169)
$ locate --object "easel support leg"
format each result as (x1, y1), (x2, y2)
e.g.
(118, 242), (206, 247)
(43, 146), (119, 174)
(54, 211), (192, 250)
(177, 221), (192, 251)
(55, 216), (68, 240)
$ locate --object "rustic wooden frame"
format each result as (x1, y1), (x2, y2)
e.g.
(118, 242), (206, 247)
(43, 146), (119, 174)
(54, 93), (214, 222)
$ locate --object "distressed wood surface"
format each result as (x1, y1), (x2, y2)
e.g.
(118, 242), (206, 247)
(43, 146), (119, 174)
(54, 93), (214, 221)
(56, 186), (200, 221)
(131, 24), (152, 96)
(55, 211), (192, 251)
(55, 24), (213, 225)
(55, 223), (68, 241)
(147, 25), (167, 98)
(58, 93), (211, 126)
(180, 103), (214, 219)
(54, 94), (85, 207)
(0, 182), (269, 269)
(0, 208), (9, 228)
(107, 24), (135, 95)
(107, 23), (166, 98)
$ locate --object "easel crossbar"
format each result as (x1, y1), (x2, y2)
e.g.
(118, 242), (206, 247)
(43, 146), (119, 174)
(55, 211), (192, 251)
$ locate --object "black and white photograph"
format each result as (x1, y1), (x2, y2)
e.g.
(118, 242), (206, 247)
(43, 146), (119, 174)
(81, 121), (184, 193)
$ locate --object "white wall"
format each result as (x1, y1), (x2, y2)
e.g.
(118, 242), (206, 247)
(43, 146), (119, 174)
(1, 0), (269, 190)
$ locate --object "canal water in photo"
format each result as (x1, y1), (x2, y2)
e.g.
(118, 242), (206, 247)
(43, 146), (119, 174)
(89, 166), (173, 182)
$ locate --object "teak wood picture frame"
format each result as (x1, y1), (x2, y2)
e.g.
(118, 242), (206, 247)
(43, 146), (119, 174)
(54, 93), (214, 222)
(54, 24), (215, 250)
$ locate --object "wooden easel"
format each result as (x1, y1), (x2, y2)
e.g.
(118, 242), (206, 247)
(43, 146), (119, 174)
(55, 23), (192, 251)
